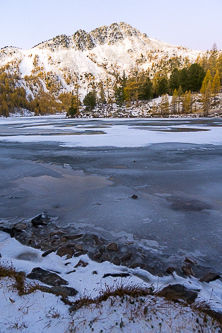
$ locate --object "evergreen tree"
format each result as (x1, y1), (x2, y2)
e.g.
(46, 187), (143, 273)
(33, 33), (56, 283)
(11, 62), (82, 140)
(187, 63), (205, 92)
(169, 68), (180, 93)
(83, 90), (97, 111)
(138, 76), (153, 100)
(179, 68), (189, 93)
(67, 95), (80, 117)
(157, 77), (168, 96)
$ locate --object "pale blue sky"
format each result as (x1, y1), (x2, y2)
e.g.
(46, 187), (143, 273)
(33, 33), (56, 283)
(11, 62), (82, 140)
(1, 0), (221, 51)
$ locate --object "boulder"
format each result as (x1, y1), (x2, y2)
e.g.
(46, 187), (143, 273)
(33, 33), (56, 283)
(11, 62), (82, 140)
(181, 264), (195, 277)
(74, 260), (88, 268)
(56, 247), (74, 259)
(112, 257), (121, 266)
(157, 284), (198, 304)
(103, 273), (130, 278)
(184, 257), (196, 265)
(130, 262), (145, 269)
(75, 244), (83, 251)
(14, 223), (27, 231)
(27, 267), (68, 286)
(74, 250), (88, 257)
(100, 253), (111, 262)
(166, 266), (175, 275)
(42, 249), (56, 257)
(93, 252), (102, 260)
(92, 234), (104, 246)
(200, 272), (221, 283)
(106, 242), (118, 251)
(49, 286), (78, 297)
(121, 252), (132, 262)
(31, 214), (49, 227)
(61, 234), (84, 241)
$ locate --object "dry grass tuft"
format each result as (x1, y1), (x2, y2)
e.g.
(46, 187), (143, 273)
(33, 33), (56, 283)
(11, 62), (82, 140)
(0, 264), (42, 296)
(69, 283), (153, 312)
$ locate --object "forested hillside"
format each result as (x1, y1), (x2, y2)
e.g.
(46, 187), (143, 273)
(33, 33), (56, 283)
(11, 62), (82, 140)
(0, 23), (221, 117)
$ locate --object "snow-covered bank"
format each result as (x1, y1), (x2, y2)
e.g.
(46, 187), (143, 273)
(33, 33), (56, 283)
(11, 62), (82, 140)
(0, 231), (221, 332)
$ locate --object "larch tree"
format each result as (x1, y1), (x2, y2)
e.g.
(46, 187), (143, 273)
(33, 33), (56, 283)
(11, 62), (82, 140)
(202, 81), (212, 117)
(159, 94), (169, 117)
(200, 69), (212, 94)
(98, 81), (106, 105)
(177, 85), (183, 113)
(171, 89), (178, 114)
(151, 100), (158, 116)
(182, 91), (192, 114)
(211, 70), (221, 96)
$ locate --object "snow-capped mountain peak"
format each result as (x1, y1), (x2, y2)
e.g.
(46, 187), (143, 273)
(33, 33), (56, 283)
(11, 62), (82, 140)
(0, 22), (203, 101)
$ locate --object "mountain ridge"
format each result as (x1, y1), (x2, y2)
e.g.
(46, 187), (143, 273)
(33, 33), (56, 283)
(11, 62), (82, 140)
(0, 22), (213, 117)
(1, 22), (184, 51)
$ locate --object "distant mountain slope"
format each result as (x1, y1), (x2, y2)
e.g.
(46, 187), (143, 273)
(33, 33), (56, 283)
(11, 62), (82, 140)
(0, 22), (203, 101)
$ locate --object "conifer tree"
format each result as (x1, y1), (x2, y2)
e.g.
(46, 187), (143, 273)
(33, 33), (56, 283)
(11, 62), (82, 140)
(171, 89), (178, 114)
(83, 90), (97, 111)
(179, 68), (189, 92)
(169, 68), (180, 93)
(139, 76), (153, 100)
(98, 81), (106, 105)
(151, 100), (158, 116)
(215, 54), (222, 80)
(177, 85), (183, 113)
(202, 81), (212, 117)
(182, 91), (192, 114)
(159, 94), (169, 117)
(187, 63), (205, 92)
(212, 70), (221, 96)
(67, 95), (81, 117)
(157, 77), (168, 96)
(105, 76), (113, 107)
(200, 69), (212, 94)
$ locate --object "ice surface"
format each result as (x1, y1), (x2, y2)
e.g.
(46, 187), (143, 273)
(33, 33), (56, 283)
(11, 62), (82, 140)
(0, 116), (222, 147)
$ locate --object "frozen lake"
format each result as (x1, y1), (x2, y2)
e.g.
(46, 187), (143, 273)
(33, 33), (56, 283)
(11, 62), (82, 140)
(0, 116), (222, 274)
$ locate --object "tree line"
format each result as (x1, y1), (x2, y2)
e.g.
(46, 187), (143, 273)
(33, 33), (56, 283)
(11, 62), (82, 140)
(0, 48), (221, 117)
(75, 48), (222, 117)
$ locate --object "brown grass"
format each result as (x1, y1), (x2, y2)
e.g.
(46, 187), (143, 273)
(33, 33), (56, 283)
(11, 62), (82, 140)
(69, 284), (153, 312)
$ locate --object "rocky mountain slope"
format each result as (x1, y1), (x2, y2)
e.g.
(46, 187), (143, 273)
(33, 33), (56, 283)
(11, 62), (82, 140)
(0, 22), (203, 101)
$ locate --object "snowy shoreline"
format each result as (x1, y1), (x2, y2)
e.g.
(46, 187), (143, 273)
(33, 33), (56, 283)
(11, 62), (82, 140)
(0, 229), (222, 332)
